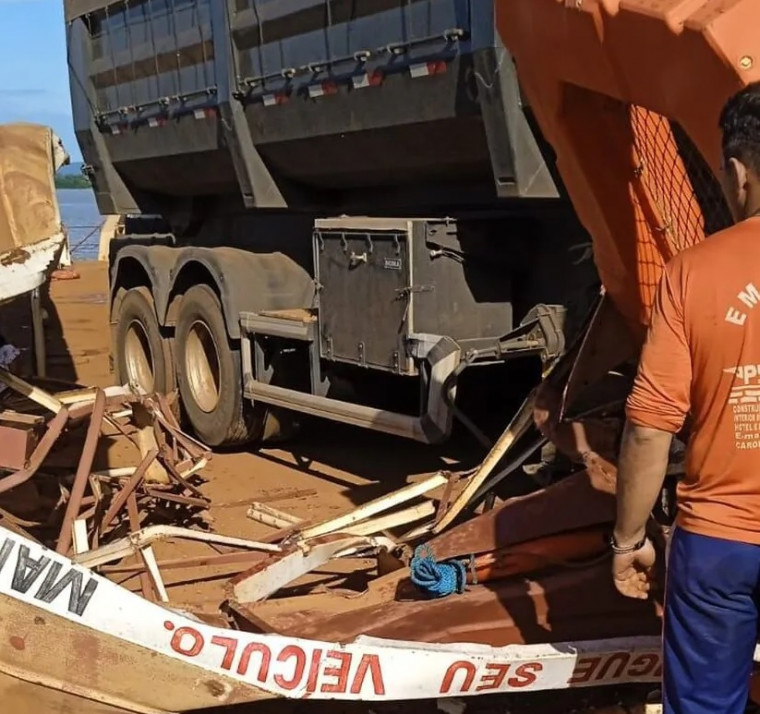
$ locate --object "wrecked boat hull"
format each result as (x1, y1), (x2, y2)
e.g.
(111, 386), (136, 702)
(0, 123), (69, 306)
(0, 525), (675, 713)
(0, 232), (66, 306)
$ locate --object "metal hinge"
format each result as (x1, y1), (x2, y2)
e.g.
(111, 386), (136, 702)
(395, 285), (434, 300)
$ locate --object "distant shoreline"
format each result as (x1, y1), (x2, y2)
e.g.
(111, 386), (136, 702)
(55, 175), (92, 190)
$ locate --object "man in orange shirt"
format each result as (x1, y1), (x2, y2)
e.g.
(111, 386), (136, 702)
(611, 82), (760, 714)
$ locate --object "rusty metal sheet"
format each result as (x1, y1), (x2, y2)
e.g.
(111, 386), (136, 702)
(0, 424), (37, 472)
(427, 470), (615, 561)
(248, 560), (661, 647)
(0, 407), (69, 495)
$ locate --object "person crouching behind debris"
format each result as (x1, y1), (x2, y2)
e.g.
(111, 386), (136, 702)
(611, 81), (760, 714)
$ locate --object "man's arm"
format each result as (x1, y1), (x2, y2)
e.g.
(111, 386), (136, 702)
(612, 261), (691, 596)
(613, 423), (673, 547)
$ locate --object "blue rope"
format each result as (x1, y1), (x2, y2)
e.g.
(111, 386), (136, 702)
(410, 544), (467, 598)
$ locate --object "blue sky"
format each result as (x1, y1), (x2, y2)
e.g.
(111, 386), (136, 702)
(0, 0), (81, 160)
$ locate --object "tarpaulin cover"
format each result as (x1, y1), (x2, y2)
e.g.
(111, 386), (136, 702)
(0, 123), (65, 258)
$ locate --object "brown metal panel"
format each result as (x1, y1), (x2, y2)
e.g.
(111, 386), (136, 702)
(0, 426), (37, 472)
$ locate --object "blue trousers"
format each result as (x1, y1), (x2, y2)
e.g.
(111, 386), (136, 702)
(664, 528), (760, 713)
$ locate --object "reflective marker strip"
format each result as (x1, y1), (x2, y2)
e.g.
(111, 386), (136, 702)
(262, 93), (289, 106)
(308, 81), (339, 99)
(409, 60), (448, 78)
(352, 71), (384, 89)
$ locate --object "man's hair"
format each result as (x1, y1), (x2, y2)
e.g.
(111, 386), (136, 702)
(719, 81), (760, 175)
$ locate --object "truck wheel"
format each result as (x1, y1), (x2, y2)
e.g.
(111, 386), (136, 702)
(114, 287), (175, 395)
(175, 284), (263, 447)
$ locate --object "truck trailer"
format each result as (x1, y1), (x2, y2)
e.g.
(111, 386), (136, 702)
(65, 0), (602, 450)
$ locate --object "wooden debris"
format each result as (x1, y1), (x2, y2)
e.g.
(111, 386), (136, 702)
(433, 393), (536, 533)
(73, 525), (282, 569)
(0, 368), (64, 413)
(342, 501), (436, 537)
(299, 472), (448, 540)
(99, 449), (158, 531)
(132, 402), (169, 485)
(247, 502), (303, 530)
(230, 535), (378, 604)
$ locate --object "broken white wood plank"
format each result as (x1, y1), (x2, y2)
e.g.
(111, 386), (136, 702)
(0, 368), (63, 414)
(132, 402), (170, 485)
(58, 384), (133, 405)
(109, 408), (133, 420)
(93, 466), (136, 480)
(432, 393), (536, 534)
(232, 536), (370, 603)
(178, 457), (208, 479)
(333, 536), (396, 558)
(341, 501), (436, 537)
(300, 472), (448, 541)
(72, 518), (90, 555)
(141, 546), (169, 602)
(247, 502), (303, 530)
(400, 521), (435, 542)
(74, 525), (282, 569)
(57, 387), (97, 405)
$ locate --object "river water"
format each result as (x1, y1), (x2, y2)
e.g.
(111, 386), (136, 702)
(57, 188), (103, 262)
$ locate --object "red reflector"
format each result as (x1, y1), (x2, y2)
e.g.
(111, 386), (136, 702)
(410, 60), (448, 78)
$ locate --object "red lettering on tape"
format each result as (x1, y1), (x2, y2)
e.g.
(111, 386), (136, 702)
(441, 661), (477, 694)
(570, 656), (602, 685)
(351, 654), (386, 695)
(274, 645), (306, 690)
(597, 652), (630, 680)
(237, 642), (271, 680)
(170, 626), (204, 657)
(509, 662), (543, 688)
(476, 663), (510, 692)
(322, 650), (352, 694)
(629, 654), (659, 678)
(211, 636), (238, 671)
(306, 648), (322, 694)
(570, 652), (661, 685)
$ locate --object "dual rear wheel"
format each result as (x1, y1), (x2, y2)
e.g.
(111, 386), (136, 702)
(114, 284), (274, 447)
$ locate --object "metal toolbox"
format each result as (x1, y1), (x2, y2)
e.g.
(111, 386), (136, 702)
(313, 218), (514, 375)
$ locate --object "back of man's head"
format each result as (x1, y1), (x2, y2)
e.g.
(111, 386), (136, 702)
(720, 81), (760, 176)
(718, 82), (760, 221)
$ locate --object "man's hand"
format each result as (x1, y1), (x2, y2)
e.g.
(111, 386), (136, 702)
(612, 539), (656, 599)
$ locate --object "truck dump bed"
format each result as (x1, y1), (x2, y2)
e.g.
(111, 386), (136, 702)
(65, 0), (557, 216)
(497, 0), (756, 334)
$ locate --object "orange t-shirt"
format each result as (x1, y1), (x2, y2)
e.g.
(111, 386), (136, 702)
(626, 216), (760, 544)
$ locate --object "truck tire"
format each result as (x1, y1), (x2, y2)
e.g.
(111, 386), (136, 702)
(175, 284), (263, 447)
(114, 287), (176, 396)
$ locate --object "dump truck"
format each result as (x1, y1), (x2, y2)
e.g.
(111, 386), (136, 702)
(65, 0), (601, 450)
